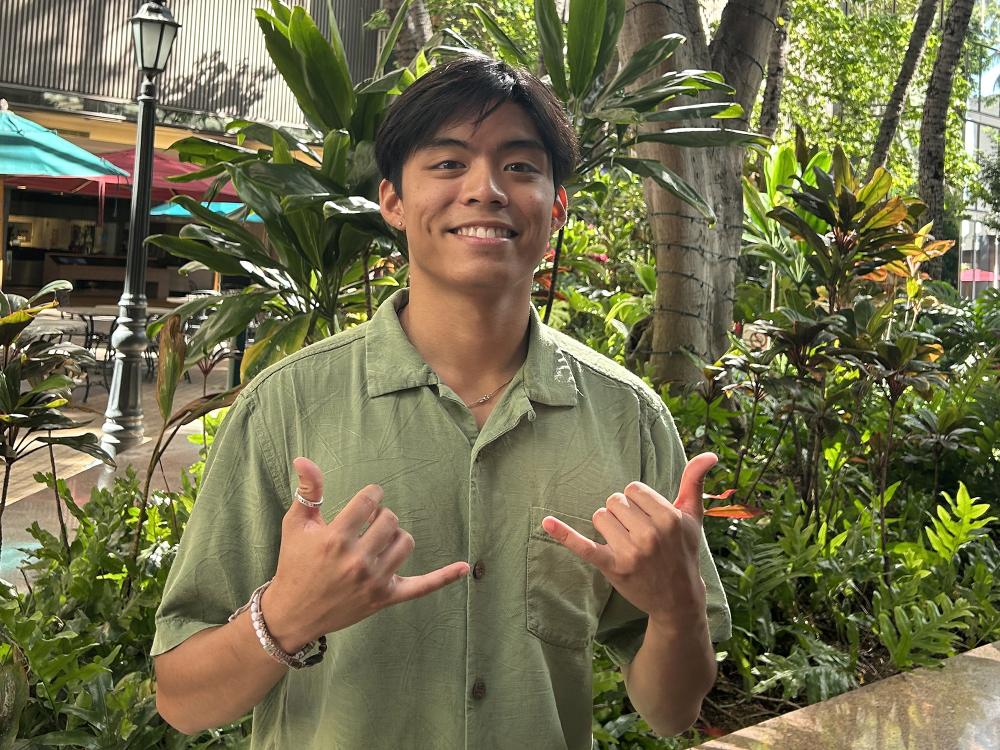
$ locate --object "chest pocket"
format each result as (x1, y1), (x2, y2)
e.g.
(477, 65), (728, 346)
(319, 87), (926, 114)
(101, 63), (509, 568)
(525, 506), (613, 650)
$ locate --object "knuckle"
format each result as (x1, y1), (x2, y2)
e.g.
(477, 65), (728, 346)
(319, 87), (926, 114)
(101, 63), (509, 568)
(345, 557), (372, 583)
(624, 480), (645, 496)
(400, 531), (415, 554)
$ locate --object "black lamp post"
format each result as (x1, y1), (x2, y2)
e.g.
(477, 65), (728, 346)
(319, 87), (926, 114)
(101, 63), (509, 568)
(101, 0), (180, 457)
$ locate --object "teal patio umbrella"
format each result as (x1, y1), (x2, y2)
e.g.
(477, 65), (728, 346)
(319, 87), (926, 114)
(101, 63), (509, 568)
(0, 99), (127, 287)
(150, 201), (262, 223)
(0, 100), (127, 178)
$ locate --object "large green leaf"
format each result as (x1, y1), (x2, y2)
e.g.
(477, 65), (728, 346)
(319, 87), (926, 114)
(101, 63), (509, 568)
(156, 315), (187, 421)
(535, 0), (568, 99)
(0, 309), (34, 348)
(599, 34), (685, 101)
(616, 156), (715, 223)
(768, 206), (828, 255)
(255, 10), (328, 131)
(566, 0), (607, 99)
(184, 290), (278, 368)
(169, 135), (257, 167)
(319, 196), (387, 234)
(635, 127), (771, 148)
(146, 235), (248, 278)
(21, 373), (74, 400)
(288, 6), (355, 130)
(35, 434), (115, 468)
(593, 0), (625, 82)
(644, 102), (745, 123)
(241, 313), (313, 381)
(765, 145), (799, 203)
(27, 280), (72, 305)
(374, 0), (415, 76)
(147, 296), (222, 341)
(856, 166), (893, 209)
(320, 129), (351, 185)
(226, 120), (321, 163)
(171, 195), (273, 263)
(472, 4), (530, 66)
(354, 68), (408, 96)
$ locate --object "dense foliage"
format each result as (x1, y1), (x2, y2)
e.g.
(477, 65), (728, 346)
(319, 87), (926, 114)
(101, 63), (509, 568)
(778, 0), (978, 195)
(1, 1), (999, 748)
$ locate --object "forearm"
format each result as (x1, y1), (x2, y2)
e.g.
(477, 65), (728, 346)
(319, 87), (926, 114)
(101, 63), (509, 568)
(622, 613), (717, 736)
(154, 589), (306, 734)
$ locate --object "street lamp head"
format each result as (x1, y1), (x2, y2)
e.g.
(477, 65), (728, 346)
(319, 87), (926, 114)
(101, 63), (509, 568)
(129, 0), (181, 76)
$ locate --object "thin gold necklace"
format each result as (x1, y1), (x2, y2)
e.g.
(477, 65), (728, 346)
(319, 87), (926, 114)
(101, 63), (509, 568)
(464, 375), (515, 408)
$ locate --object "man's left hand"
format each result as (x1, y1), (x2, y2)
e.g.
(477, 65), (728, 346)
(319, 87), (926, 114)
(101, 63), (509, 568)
(541, 453), (718, 625)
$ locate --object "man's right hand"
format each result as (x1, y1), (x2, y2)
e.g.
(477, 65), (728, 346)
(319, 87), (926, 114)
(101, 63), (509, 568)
(260, 457), (470, 653)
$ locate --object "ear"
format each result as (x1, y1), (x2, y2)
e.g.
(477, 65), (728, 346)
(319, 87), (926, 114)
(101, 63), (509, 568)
(379, 178), (404, 229)
(550, 186), (568, 232)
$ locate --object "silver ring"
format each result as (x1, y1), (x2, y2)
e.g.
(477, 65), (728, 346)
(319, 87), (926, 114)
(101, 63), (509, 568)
(295, 489), (324, 508)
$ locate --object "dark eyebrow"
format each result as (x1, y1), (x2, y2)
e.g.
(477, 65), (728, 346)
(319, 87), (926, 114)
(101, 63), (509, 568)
(420, 137), (548, 155)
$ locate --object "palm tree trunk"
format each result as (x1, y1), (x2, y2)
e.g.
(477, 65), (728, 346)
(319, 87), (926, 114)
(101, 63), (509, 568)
(919, 0), (976, 238)
(867, 0), (939, 179)
(758, 0), (791, 139)
(619, 0), (780, 387)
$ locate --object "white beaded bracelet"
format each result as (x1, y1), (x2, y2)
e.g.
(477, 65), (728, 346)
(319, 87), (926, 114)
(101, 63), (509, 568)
(229, 579), (327, 669)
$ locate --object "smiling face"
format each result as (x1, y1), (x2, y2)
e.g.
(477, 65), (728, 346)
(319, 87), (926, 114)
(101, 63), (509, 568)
(379, 101), (568, 300)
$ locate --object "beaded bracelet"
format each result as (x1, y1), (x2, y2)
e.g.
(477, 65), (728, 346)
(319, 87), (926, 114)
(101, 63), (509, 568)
(229, 579), (327, 669)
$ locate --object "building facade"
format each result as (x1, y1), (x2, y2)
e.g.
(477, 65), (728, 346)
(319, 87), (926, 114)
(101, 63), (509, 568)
(0, 0), (379, 132)
(963, 33), (1000, 300)
(0, 0), (379, 295)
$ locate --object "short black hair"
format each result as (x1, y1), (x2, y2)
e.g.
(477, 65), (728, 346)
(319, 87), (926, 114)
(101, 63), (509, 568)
(375, 56), (578, 195)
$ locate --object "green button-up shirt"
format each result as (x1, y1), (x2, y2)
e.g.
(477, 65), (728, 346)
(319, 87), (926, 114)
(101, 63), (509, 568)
(152, 288), (731, 750)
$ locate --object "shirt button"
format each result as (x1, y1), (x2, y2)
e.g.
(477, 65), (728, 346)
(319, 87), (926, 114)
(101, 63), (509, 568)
(471, 678), (486, 700)
(472, 560), (486, 579)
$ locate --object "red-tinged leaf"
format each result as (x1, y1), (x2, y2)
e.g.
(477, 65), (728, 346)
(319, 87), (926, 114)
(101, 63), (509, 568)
(703, 488), (737, 501)
(704, 504), (766, 519)
(700, 724), (728, 738)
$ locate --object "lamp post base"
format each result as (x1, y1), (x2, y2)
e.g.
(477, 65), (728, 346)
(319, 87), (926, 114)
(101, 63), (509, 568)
(100, 361), (146, 457)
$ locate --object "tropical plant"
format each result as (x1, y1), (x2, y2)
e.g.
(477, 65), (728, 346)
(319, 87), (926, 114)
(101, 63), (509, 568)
(0, 282), (114, 554)
(0, 440), (250, 746)
(147, 0), (415, 382)
(742, 133), (832, 314)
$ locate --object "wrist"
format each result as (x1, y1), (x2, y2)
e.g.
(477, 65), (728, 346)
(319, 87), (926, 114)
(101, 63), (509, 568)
(647, 595), (709, 638)
(259, 580), (313, 654)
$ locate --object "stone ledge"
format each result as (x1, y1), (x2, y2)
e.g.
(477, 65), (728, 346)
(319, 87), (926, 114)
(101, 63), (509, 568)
(695, 642), (1000, 750)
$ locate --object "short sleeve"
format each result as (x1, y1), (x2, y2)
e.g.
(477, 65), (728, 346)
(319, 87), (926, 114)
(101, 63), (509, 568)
(594, 403), (732, 667)
(151, 392), (287, 657)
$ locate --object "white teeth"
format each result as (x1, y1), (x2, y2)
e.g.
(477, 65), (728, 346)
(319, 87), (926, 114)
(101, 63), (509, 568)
(455, 226), (513, 239)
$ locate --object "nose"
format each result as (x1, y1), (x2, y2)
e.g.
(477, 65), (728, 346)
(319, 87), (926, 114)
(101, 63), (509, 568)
(461, 160), (508, 207)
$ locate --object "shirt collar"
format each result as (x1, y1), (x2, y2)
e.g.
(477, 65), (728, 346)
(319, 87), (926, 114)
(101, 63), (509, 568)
(365, 288), (578, 407)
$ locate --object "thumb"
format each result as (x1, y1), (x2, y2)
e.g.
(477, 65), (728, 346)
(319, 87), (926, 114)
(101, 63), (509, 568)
(289, 456), (324, 521)
(674, 452), (718, 521)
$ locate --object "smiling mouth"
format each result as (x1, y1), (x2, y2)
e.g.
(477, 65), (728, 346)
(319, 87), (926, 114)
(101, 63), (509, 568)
(449, 226), (518, 239)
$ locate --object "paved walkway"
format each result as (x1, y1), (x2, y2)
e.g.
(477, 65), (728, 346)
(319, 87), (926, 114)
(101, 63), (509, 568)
(0, 368), (230, 587)
(695, 642), (1000, 750)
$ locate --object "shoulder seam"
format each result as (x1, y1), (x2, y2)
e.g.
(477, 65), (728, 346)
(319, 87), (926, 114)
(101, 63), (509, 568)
(241, 325), (367, 397)
(551, 333), (664, 416)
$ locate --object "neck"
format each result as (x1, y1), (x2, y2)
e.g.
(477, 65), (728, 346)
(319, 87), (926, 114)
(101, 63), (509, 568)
(399, 281), (531, 403)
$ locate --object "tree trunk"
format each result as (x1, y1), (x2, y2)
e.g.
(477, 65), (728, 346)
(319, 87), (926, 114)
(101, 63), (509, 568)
(758, 0), (791, 139)
(382, 0), (433, 67)
(867, 0), (939, 179)
(619, 0), (780, 387)
(919, 0), (975, 239)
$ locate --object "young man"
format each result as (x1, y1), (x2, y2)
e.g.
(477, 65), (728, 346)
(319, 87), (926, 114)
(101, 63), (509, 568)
(152, 57), (730, 749)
